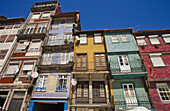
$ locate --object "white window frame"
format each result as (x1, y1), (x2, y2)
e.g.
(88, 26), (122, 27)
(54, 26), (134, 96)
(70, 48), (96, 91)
(5, 61), (20, 76)
(60, 53), (70, 64)
(41, 12), (51, 19)
(80, 34), (87, 44)
(47, 35), (58, 45)
(118, 55), (131, 72)
(94, 33), (102, 43)
(63, 33), (73, 44)
(42, 53), (52, 65)
(149, 53), (165, 67)
(36, 75), (48, 92)
(31, 13), (40, 20)
(156, 83), (170, 103)
(148, 35), (160, 45)
(123, 83), (138, 109)
(111, 35), (118, 43)
(162, 34), (170, 44)
(15, 40), (29, 52)
(121, 34), (128, 42)
(20, 61), (35, 76)
(28, 39), (41, 51)
(136, 36), (147, 46)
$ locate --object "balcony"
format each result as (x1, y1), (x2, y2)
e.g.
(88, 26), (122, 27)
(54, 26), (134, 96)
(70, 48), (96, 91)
(17, 27), (47, 40)
(42, 38), (74, 53)
(37, 56), (73, 73)
(112, 95), (156, 111)
(30, 5), (56, 12)
(109, 61), (147, 78)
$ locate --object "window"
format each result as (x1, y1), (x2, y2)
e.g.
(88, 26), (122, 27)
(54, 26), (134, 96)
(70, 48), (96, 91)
(0, 35), (7, 42)
(123, 84), (138, 109)
(21, 61), (34, 76)
(51, 21), (60, 29)
(76, 54), (87, 70)
(0, 50), (8, 59)
(36, 75), (48, 92)
(60, 53), (70, 64)
(95, 54), (107, 70)
(76, 81), (89, 103)
(93, 81), (106, 103)
(121, 34), (128, 42)
(148, 35), (160, 45)
(150, 54), (165, 67)
(41, 12), (50, 19)
(63, 34), (73, 44)
(118, 55), (131, 72)
(8, 91), (25, 111)
(6, 35), (15, 42)
(14, 23), (21, 28)
(31, 13), (40, 19)
(24, 25), (35, 34)
(156, 83), (170, 102)
(111, 35), (118, 43)
(6, 24), (13, 29)
(162, 34), (170, 44)
(136, 36), (147, 46)
(5, 61), (20, 76)
(56, 75), (68, 92)
(0, 25), (6, 29)
(94, 33), (102, 43)
(42, 53), (52, 65)
(65, 19), (73, 27)
(0, 91), (9, 108)
(47, 35), (58, 45)
(36, 24), (46, 33)
(16, 41), (29, 52)
(28, 39), (41, 51)
(80, 34), (87, 44)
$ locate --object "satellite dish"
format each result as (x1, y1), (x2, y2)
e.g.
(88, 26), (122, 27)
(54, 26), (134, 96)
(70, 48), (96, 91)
(27, 72), (32, 76)
(31, 72), (38, 78)
(75, 36), (80, 41)
(24, 42), (29, 46)
(71, 78), (77, 86)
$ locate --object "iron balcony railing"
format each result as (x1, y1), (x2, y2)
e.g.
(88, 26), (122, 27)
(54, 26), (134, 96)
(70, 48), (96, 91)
(43, 38), (74, 46)
(17, 27), (47, 35)
(112, 95), (156, 111)
(109, 61), (147, 74)
(30, 5), (56, 12)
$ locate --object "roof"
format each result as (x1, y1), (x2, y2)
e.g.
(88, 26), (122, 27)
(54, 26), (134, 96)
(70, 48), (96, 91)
(134, 29), (170, 35)
(0, 17), (25, 24)
(51, 11), (79, 18)
(35, 0), (58, 5)
(0, 15), (7, 20)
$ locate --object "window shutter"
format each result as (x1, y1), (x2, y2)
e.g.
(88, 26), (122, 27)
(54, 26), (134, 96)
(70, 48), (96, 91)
(137, 39), (147, 46)
(77, 57), (81, 68)
(22, 64), (33, 70)
(111, 35), (118, 43)
(95, 54), (100, 66)
(6, 65), (18, 75)
(150, 54), (165, 67)
(101, 54), (106, 66)
(16, 42), (28, 52)
(149, 35), (160, 45)
(162, 34), (170, 44)
(82, 56), (87, 68)
(31, 14), (40, 19)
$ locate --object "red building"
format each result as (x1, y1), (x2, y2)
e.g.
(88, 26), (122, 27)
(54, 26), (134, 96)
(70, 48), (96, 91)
(134, 29), (170, 111)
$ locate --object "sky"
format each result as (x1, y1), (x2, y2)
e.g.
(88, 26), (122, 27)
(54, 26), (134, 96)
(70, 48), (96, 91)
(0, 0), (170, 32)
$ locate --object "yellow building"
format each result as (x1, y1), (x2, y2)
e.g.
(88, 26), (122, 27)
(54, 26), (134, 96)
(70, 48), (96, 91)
(70, 30), (112, 111)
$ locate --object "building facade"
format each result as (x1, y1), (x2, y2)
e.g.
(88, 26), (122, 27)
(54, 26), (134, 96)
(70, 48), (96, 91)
(134, 29), (170, 111)
(0, 16), (26, 111)
(29, 11), (80, 111)
(71, 30), (112, 111)
(104, 29), (153, 110)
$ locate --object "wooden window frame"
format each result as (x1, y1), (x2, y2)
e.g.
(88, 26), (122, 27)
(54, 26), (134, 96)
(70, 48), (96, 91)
(76, 53), (88, 71)
(94, 53), (107, 71)
(76, 81), (89, 103)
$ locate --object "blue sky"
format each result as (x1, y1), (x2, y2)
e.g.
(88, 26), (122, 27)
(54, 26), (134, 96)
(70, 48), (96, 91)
(0, 0), (170, 32)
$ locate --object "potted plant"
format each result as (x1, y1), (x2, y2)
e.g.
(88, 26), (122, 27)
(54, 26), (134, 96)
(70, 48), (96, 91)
(64, 39), (68, 44)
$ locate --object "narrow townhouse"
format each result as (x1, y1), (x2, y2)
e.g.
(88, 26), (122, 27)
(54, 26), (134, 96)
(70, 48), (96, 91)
(0, 16), (26, 111)
(0, 1), (61, 111)
(104, 29), (153, 110)
(134, 29), (170, 111)
(29, 12), (80, 111)
(71, 30), (112, 111)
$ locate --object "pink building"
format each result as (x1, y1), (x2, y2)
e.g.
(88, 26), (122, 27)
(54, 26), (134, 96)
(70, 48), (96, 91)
(134, 29), (170, 111)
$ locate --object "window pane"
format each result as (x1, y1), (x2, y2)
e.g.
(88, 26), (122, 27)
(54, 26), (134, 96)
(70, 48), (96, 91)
(150, 56), (165, 67)
(0, 50), (7, 59)
(6, 35), (15, 42)
(0, 35), (7, 42)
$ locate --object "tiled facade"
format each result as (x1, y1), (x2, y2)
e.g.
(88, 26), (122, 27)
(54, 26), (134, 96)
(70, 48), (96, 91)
(134, 29), (170, 111)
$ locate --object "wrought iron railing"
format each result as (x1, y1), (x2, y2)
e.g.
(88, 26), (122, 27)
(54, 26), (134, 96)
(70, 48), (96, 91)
(17, 27), (47, 35)
(56, 87), (67, 92)
(43, 38), (74, 46)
